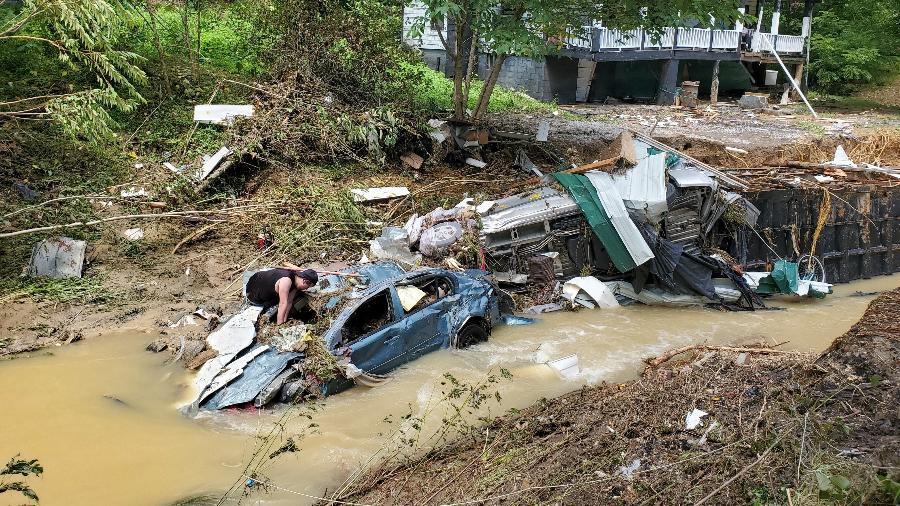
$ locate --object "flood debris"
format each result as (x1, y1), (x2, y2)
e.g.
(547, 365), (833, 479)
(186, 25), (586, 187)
(351, 186), (410, 202)
(198, 146), (233, 181)
(187, 262), (518, 411)
(546, 353), (579, 379)
(122, 228), (144, 241)
(193, 104), (254, 124)
(27, 236), (86, 279)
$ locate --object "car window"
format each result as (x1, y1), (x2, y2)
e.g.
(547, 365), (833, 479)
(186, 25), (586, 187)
(402, 276), (454, 315)
(341, 289), (394, 346)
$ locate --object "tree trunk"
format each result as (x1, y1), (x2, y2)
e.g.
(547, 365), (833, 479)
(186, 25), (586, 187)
(145, 0), (170, 92)
(182, 0), (197, 80)
(450, 16), (468, 121)
(462, 29), (478, 112)
(710, 60), (720, 106)
(472, 54), (507, 121)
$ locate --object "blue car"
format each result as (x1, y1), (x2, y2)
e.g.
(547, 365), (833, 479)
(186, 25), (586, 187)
(197, 262), (515, 410)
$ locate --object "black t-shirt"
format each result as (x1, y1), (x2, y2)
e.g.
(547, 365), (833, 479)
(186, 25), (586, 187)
(247, 268), (296, 306)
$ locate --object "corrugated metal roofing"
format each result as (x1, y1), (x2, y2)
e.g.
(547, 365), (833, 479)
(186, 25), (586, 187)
(588, 142), (667, 221)
(584, 173), (656, 268)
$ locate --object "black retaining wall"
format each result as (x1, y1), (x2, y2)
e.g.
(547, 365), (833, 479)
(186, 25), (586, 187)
(741, 187), (899, 283)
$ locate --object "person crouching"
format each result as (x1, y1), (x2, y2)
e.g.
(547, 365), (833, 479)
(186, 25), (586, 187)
(246, 268), (319, 324)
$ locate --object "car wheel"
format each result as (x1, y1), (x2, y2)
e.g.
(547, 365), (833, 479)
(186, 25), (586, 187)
(454, 322), (488, 349)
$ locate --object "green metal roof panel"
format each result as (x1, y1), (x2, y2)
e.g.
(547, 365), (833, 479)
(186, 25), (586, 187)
(553, 172), (637, 272)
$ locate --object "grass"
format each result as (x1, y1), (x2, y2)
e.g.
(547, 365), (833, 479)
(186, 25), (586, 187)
(0, 275), (110, 304)
(808, 92), (900, 115)
(401, 62), (558, 115)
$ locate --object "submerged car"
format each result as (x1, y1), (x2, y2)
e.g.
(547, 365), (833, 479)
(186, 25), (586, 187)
(192, 262), (515, 410)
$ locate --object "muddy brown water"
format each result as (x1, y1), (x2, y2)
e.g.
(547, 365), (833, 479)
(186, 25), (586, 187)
(1, 275), (897, 506)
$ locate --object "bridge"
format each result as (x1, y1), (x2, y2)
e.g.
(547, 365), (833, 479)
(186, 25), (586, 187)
(403, 1), (813, 105)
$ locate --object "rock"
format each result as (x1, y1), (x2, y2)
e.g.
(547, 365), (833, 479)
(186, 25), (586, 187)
(187, 349), (218, 370)
(180, 340), (206, 364)
(146, 338), (168, 353)
(738, 93), (768, 110)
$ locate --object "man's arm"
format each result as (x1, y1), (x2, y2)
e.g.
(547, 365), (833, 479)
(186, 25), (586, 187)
(275, 278), (296, 325)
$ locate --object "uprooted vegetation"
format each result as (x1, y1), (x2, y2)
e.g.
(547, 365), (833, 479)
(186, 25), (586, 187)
(329, 289), (900, 505)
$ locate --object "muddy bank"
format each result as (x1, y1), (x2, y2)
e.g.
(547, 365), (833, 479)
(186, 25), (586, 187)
(332, 289), (900, 505)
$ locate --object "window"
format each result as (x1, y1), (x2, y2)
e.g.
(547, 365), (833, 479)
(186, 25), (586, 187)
(341, 290), (393, 346)
(401, 276), (454, 315)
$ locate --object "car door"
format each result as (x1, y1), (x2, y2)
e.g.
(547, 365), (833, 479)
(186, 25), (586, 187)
(401, 275), (459, 359)
(346, 287), (409, 375)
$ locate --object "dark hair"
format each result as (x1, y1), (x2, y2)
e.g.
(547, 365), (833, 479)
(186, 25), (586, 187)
(297, 269), (319, 285)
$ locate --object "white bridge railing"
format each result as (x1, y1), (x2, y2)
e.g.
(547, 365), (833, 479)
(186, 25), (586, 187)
(561, 25), (806, 55)
(749, 32), (805, 54)
(586, 26), (744, 52)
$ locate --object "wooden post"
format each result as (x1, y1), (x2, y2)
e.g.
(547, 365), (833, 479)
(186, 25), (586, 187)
(710, 60), (721, 105)
(790, 62), (804, 100)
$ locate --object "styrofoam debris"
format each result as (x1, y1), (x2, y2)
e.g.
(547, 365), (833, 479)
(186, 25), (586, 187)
(685, 408), (709, 430)
(121, 187), (149, 198)
(197, 146), (232, 180)
(193, 104), (254, 125)
(122, 228), (144, 241)
(351, 187), (410, 202)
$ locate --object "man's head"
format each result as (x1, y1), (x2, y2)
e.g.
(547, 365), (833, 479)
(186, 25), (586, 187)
(294, 269), (319, 290)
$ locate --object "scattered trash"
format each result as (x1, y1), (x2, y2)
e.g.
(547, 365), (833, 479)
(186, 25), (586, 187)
(418, 221), (463, 258)
(493, 272), (528, 285)
(397, 285), (428, 311)
(351, 186), (410, 202)
(14, 182), (38, 201)
(734, 352), (748, 366)
(27, 237), (86, 279)
(198, 146), (233, 181)
(814, 175), (835, 183)
(464, 157), (487, 169)
(825, 145), (856, 168)
(122, 228), (144, 241)
(163, 162), (184, 174)
(475, 200), (495, 214)
(369, 228), (422, 268)
(685, 408), (709, 430)
(170, 314), (198, 328)
(193, 104), (254, 125)
(120, 187), (150, 198)
(562, 277), (619, 309)
(725, 146), (749, 155)
(619, 459), (641, 480)
(535, 119), (551, 142)
(526, 303), (564, 314)
(546, 354), (579, 379)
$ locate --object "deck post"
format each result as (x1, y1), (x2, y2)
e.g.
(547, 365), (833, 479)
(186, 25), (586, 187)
(771, 0), (782, 34)
(710, 60), (721, 105)
(656, 58), (679, 105)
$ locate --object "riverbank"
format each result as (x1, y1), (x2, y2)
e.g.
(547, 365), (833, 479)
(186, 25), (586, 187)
(331, 289), (900, 505)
